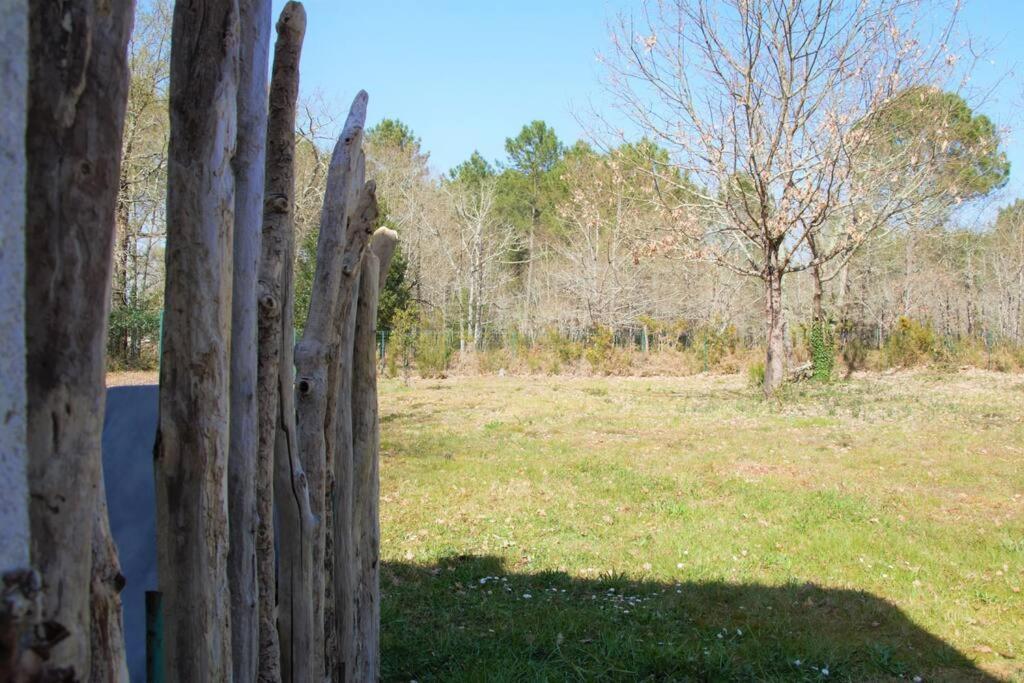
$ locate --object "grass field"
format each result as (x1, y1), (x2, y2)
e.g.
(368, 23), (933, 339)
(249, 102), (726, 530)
(376, 371), (1024, 681)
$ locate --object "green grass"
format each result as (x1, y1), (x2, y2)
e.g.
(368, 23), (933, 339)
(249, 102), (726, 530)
(378, 371), (1024, 681)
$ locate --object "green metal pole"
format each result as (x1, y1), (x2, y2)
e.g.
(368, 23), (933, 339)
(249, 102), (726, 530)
(146, 590), (164, 683)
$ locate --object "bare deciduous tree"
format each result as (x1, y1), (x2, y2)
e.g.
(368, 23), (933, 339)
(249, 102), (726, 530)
(443, 166), (518, 349)
(555, 147), (665, 330)
(602, 0), (964, 392)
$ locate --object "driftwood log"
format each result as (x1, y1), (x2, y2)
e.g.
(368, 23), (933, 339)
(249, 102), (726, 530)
(332, 271), (361, 681)
(258, 6), (317, 683)
(24, 0), (134, 677)
(322, 144), (368, 681)
(295, 90), (370, 678)
(228, 0), (272, 679)
(274, 225), (316, 683)
(9, 1), (402, 680)
(351, 228), (399, 680)
(154, 0), (239, 679)
(255, 3), (306, 680)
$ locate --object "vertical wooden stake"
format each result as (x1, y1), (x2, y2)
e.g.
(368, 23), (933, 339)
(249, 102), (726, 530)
(351, 227), (398, 681)
(154, 0), (239, 679)
(25, 0), (134, 676)
(228, 0), (271, 679)
(256, 3), (306, 680)
(293, 92), (369, 678)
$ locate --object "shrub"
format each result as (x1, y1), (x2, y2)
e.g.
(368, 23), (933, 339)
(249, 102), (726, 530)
(384, 307), (418, 380)
(539, 327), (583, 365)
(583, 326), (616, 374)
(107, 304), (162, 370)
(884, 317), (939, 367)
(837, 319), (868, 377)
(579, 326), (634, 375)
(747, 360), (765, 388)
(989, 344), (1024, 372)
(414, 328), (453, 378)
(692, 324), (740, 370)
(476, 348), (511, 374)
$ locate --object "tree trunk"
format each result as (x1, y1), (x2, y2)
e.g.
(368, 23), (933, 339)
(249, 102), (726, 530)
(811, 263), (825, 322)
(807, 233), (825, 323)
(836, 262), (851, 322)
(0, 2), (31, 676)
(90, 474), (130, 683)
(351, 228), (399, 682)
(294, 92), (370, 678)
(154, 1), (238, 680)
(25, 0), (134, 677)
(255, 4), (306, 680)
(762, 258), (786, 396)
(525, 222), (537, 339)
(228, 0), (271, 679)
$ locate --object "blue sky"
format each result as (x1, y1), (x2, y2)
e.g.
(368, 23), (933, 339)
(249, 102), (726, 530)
(276, 0), (1024, 213)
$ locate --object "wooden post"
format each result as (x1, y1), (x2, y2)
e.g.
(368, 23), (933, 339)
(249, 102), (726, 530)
(274, 231), (316, 683)
(254, 3), (303, 679)
(294, 91), (371, 678)
(228, 0), (271, 679)
(324, 150), (370, 682)
(332, 272), (361, 682)
(24, 0), (134, 677)
(256, 3), (305, 679)
(0, 1), (31, 677)
(351, 228), (398, 681)
(154, 0), (238, 679)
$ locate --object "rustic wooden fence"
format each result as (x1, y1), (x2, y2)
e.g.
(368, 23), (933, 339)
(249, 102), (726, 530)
(3, 0), (394, 680)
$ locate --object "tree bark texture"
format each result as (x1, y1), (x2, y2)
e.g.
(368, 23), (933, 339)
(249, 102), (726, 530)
(228, 0), (271, 679)
(255, 3), (306, 680)
(0, 1), (31, 677)
(90, 474), (130, 683)
(294, 91), (370, 678)
(274, 242), (316, 683)
(763, 259), (786, 396)
(24, 0), (134, 677)
(351, 227), (398, 682)
(154, 1), (238, 680)
(331, 272), (360, 683)
(323, 166), (369, 682)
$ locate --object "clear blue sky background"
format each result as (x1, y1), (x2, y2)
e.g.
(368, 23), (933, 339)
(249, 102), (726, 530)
(274, 0), (1024, 216)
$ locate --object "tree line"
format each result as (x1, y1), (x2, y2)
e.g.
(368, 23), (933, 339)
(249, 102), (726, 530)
(109, 0), (1024, 392)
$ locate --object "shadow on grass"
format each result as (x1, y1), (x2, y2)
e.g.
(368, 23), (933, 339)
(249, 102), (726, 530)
(382, 555), (997, 682)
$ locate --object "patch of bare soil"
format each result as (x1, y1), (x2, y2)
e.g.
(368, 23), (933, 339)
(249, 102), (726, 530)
(106, 370), (158, 387)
